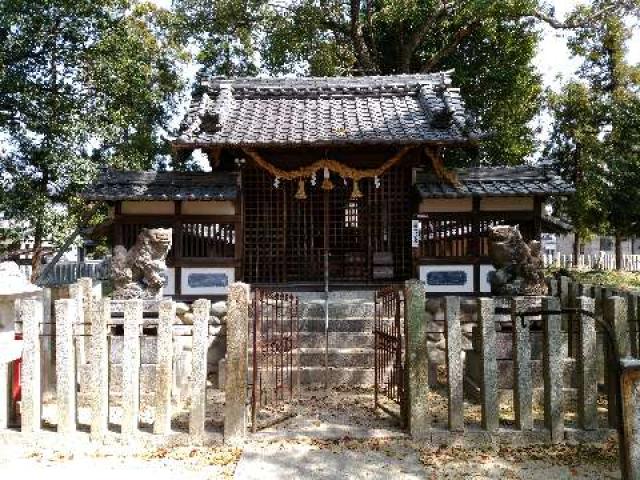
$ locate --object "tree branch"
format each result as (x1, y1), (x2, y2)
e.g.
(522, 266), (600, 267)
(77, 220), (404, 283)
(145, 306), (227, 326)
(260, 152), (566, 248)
(349, 0), (377, 74)
(399, 2), (451, 72)
(421, 20), (481, 73)
(525, 4), (620, 29)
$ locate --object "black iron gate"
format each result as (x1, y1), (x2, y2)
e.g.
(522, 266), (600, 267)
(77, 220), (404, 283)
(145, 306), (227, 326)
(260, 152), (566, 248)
(374, 286), (406, 424)
(250, 288), (300, 432)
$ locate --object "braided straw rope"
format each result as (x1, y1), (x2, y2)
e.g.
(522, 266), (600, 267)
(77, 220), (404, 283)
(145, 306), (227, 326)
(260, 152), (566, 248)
(243, 147), (413, 182)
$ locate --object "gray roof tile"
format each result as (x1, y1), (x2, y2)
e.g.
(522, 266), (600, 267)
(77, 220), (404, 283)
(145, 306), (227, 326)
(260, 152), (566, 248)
(416, 166), (574, 198)
(174, 73), (479, 148)
(82, 170), (238, 201)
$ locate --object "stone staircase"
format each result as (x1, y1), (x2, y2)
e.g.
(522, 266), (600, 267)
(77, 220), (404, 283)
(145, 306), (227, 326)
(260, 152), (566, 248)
(295, 291), (376, 386)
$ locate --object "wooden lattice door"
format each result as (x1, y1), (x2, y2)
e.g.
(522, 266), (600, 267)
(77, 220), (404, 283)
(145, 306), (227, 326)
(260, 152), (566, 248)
(242, 163), (413, 285)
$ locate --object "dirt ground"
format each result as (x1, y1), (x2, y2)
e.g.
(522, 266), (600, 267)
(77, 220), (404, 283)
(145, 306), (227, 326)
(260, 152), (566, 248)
(1, 385), (622, 479)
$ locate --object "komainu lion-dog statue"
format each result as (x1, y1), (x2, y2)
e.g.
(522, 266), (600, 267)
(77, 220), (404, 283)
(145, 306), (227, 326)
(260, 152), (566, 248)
(488, 225), (548, 296)
(111, 228), (172, 299)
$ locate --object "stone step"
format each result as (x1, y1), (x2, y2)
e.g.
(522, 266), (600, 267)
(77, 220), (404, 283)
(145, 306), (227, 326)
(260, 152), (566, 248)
(299, 347), (374, 368)
(299, 317), (374, 333)
(299, 366), (374, 385)
(299, 300), (375, 320)
(299, 332), (373, 349)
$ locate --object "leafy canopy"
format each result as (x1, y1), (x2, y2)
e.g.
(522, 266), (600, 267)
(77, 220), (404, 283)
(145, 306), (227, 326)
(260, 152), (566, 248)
(0, 0), (186, 271)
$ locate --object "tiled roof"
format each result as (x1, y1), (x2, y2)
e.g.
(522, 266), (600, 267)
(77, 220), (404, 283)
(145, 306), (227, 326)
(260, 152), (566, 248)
(174, 72), (479, 148)
(416, 166), (575, 198)
(82, 170), (238, 201)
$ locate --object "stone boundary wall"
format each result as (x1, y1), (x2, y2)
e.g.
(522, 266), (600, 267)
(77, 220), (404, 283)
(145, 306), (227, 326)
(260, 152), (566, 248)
(0, 278), (251, 445)
(404, 279), (637, 477)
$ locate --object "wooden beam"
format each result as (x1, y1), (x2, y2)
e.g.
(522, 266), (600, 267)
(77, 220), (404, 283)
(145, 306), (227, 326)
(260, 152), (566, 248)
(423, 146), (460, 187)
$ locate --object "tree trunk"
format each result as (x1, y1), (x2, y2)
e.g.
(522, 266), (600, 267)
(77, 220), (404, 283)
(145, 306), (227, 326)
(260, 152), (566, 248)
(573, 233), (581, 267)
(615, 233), (623, 271)
(30, 220), (44, 283)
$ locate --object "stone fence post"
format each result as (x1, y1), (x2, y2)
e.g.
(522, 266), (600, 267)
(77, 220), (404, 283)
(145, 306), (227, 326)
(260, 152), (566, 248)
(224, 282), (250, 444)
(19, 298), (42, 434)
(55, 299), (77, 434)
(404, 279), (429, 439)
(619, 359), (640, 480)
(154, 299), (175, 436)
(190, 298), (210, 443)
(604, 296), (630, 429)
(91, 298), (110, 439)
(477, 297), (498, 433)
(122, 300), (143, 438)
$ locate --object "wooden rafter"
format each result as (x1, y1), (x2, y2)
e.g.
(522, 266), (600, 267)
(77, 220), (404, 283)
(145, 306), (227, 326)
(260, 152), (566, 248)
(424, 147), (460, 187)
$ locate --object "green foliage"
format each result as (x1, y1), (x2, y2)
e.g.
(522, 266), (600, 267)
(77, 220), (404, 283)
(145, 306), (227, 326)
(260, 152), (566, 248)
(173, 0), (265, 75)
(0, 0), (185, 262)
(565, 269), (640, 291)
(546, 0), (640, 263)
(545, 82), (609, 240)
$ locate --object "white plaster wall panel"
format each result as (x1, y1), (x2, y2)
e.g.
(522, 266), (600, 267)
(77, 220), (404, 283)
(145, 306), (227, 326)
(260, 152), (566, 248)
(479, 264), (495, 293)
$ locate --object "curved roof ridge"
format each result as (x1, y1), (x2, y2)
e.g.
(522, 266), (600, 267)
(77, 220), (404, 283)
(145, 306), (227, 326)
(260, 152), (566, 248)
(198, 71), (455, 90)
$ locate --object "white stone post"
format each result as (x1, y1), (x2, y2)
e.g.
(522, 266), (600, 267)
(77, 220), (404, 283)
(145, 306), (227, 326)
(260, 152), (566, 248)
(20, 298), (42, 434)
(78, 277), (93, 357)
(190, 299), (210, 442)
(154, 299), (175, 435)
(55, 299), (77, 434)
(122, 300), (142, 437)
(68, 283), (85, 369)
